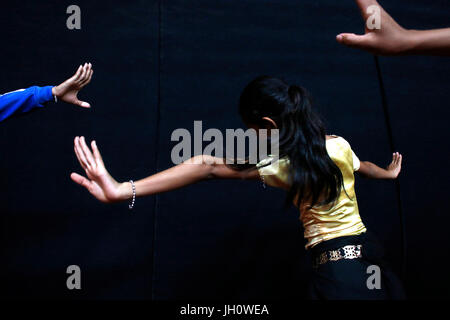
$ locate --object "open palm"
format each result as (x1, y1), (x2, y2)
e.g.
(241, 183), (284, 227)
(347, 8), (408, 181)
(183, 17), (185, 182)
(386, 152), (402, 179)
(71, 136), (124, 203)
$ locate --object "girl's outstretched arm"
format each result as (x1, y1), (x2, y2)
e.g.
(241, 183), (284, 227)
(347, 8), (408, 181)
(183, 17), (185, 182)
(357, 152), (402, 179)
(70, 136), (259, 203)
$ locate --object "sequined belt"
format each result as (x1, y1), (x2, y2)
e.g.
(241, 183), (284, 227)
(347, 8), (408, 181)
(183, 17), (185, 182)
(313, 244), (362, 268)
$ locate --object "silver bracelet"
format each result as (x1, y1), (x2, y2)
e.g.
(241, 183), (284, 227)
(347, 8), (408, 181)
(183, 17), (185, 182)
(261, 174), (266, 189)
(53, 94), (58, 103)
(128, 180), (136, 210)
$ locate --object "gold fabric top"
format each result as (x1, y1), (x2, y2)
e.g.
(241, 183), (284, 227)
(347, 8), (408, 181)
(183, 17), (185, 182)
(257, 136), (367, 249)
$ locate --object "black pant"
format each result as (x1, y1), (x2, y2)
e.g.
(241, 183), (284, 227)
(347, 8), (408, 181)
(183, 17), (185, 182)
(307, 231), (406, 300)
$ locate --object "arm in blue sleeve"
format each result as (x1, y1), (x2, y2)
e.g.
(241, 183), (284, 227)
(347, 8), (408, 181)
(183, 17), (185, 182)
(0, 86), (54, 122)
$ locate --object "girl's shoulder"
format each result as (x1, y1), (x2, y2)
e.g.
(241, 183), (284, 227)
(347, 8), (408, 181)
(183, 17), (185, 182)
(326, 134), (345, 143)
(326, 135), (353, 150)
(326, 134), (340, 140)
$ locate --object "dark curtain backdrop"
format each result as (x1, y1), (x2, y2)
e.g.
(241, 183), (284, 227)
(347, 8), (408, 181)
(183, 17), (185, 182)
(0, 0), (449, 300)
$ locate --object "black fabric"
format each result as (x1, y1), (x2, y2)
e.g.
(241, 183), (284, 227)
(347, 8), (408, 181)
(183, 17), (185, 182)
(0, 0), (449, 300)
(308, 232), (406, 300)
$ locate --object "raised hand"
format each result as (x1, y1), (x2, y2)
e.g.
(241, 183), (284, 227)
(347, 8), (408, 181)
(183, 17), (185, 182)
(386, 152), (403, 179)
(336, 0), (411, 55)
(52, 63), (93, 108)
(71, 136), (130, 203)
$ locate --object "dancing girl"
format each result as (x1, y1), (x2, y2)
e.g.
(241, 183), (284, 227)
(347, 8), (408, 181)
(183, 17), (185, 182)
(71, 76), (405, 299)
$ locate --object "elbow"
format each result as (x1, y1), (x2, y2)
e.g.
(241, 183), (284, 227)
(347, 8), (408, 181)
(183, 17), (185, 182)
(189, 155), (215, 179)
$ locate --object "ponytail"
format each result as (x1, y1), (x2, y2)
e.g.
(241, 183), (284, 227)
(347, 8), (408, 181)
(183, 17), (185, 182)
(239, 76), (343, 208)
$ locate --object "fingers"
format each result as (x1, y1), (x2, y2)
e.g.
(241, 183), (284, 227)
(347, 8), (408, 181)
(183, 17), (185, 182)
(74, 136), (96, 172)
(75, 99), (91, 108)
(355, 0), (380, 19)
(74, 136), (104, 173)
(70, 172), (92, 190)
(398, 153), (402, 165)
(336, 33), (374, 49)
(72, 65), (83, 82)
(387, 152), (403, 179)
(80, 69), (93, 87)
(391, 152), (402, 166)
(79, 65), (93, 87)
(78, 63), (89, 82)
(80, 136), (96, 168)
(74, 63), (93, 108)
(392, 152), (397, 164)
(79, 63), (90, 84)
(74, 136), (90, 170)
(72, 62), (92, 84)
(74, 146), (86, 171)
(91, 140), (104, 166)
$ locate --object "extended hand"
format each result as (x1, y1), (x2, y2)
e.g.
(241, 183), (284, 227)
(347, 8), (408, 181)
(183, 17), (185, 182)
(336, 0), (411, 55)
(386, 152), (403, 179)
(52, 63), (93, 108)
(71, 136), (130, 203)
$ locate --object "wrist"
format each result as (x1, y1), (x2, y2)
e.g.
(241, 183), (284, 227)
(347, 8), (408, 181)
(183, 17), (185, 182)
(51, 86), (61, 98)
(401, 29), (421, 55)
(386, 170), (396, 179)
(117, 181), (134, 202)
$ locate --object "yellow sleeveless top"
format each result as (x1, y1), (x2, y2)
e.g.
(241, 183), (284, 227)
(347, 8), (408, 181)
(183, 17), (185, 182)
(256, 136), (367, 249)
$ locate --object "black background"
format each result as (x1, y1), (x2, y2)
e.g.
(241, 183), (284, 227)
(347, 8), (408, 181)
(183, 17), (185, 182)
(0, 0), (449, 300)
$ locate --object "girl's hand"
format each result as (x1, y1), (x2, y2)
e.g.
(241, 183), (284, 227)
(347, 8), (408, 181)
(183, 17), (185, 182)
(70, 136), (130, 203)
(386, 152), (403, 179)
(52, 63), (93, 108)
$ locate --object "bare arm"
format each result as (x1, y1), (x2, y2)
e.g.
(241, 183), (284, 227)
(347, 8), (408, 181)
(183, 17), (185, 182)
(337, 0), (450, 56)
(70, 136), (259, 203)
(127, 156), (259, 199)
(407, 28), (450, 56)
(357, 152), (403, 179)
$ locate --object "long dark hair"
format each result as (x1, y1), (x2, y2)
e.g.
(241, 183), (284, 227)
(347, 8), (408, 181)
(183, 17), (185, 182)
(238, 76), (343, 208)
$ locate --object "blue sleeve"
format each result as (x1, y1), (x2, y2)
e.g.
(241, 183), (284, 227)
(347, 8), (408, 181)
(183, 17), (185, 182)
(0, 86), (54, 122)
